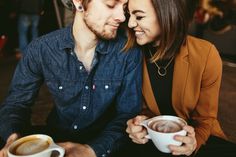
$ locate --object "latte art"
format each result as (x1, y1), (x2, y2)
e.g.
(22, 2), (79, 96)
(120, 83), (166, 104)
(14, 138), (49, 155)
(148, 120), (184, 133)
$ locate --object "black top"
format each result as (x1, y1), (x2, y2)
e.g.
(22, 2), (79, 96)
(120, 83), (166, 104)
(145, 47), (176, 115)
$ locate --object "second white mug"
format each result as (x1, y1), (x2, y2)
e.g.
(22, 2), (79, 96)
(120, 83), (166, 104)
(141, 115), (187, 153)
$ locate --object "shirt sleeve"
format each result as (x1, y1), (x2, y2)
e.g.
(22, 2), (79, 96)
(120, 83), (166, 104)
(0, 42), (43, 141)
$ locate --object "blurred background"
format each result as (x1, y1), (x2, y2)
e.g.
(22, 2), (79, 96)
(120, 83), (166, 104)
(0, 0), (236, 143)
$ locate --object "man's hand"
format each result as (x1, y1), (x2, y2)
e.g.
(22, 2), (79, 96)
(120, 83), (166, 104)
(58, 142), (96, 157)
(0, 133), (19, 157)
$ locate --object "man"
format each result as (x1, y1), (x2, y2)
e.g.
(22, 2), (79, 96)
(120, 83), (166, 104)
(0, 0), (142, 157)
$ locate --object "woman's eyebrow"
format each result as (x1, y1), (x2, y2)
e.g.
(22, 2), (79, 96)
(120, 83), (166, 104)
(131, 10), (145, 14)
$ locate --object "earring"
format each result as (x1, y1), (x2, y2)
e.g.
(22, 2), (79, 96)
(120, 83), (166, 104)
(77, 5), (84, 12)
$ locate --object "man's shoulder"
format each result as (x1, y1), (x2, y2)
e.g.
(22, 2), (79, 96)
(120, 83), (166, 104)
(27, 26), (72, 54)
(38, 27), (71, 43)
(24, 27), (72, 58)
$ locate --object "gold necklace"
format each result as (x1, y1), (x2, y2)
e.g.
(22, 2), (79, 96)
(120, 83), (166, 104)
(148, 49), (174, 77)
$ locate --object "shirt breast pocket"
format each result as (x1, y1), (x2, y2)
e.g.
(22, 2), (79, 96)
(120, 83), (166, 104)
(46, 79), (83, 106)
(93, 79), (122, 103)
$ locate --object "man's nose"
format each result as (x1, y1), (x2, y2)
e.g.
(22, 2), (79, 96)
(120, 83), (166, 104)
(114, 7), (126, 23)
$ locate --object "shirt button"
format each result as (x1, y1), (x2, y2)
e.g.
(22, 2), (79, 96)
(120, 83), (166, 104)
(85, 86), (89, 90)
(107, 150), (111, 154)
(102, 154), (106, 157)
(70, 52), (73, 55)
(82, 106), (87, 110)
(79, 66), (83, 70)
(105, 85), (109, 89)
(73, 125), (78, 130)
(58, 86), (63, 90)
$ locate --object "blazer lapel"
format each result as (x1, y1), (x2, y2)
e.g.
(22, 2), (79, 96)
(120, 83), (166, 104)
(172, 41), (189, 117)
(142, 39), (189, 116)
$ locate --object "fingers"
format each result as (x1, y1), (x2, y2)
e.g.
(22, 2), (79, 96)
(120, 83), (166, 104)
(6, 133), (19, 147)
(170, 144), (191, 156)
(57, 142), (73, 150)
(133, 115), (149, 125)
(0, 133), (19, 157)
(57, 142), (74, 156)
(128, 129), (148, 144)
(169, 125), (197, 156)
(126, 115), (148, 127)
(0, 150), (7, 157)
(183, 125), (195, 137)
(126, 115), (149, 144)
(126, 115), (148, 133)
(132, 137), (149, 144)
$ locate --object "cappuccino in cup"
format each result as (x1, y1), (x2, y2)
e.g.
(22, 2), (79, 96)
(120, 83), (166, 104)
(8, 134), (65, 157)
(141, 115), (187, 153)
(12, 137), (49, 155)
(148, 119), (185, 133)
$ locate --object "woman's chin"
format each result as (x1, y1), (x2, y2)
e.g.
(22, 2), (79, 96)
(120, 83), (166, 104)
(136, 39), (147, 46)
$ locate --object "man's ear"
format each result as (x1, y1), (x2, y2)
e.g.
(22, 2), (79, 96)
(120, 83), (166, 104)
(72, 0), (84, 12)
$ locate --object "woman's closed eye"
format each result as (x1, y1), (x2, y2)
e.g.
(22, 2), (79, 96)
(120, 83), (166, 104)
(136, 16), (144, 20)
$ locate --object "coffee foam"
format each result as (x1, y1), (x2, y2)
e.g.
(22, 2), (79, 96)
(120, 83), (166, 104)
(14, 138), (49, 155)
(149, 120), (183, 133)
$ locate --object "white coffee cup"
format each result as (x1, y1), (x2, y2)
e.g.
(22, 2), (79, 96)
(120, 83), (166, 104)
(141, 115), (187, 153)
(7, 134), (65, 157)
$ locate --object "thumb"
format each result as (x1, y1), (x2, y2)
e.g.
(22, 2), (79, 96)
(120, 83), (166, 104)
(133, 115), (148, 125)
(0, 134), (19, 157)
(5, 133), (19, 148)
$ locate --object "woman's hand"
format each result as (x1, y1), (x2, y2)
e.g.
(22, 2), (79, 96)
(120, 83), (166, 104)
(169, 125), (197, 156)
(126, 115), (149, 144)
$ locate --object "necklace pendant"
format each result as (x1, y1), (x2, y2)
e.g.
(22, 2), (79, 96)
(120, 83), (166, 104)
(148, 48), (174, 77)
(158, 67), (167, 76)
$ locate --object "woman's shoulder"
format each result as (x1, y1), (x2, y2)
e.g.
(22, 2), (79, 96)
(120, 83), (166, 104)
(182, 36), (222, 72)
(186, 35), (214, 50)
(184, 35), (220, 58)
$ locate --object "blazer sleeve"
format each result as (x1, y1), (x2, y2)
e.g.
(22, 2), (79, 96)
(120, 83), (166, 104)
(191, 44), (222, 151)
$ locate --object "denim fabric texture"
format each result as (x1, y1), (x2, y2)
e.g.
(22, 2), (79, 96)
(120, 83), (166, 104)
(0, 25), (142, 157)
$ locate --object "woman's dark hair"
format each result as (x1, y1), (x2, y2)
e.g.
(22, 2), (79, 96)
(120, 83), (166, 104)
(124, 0), (195, 61)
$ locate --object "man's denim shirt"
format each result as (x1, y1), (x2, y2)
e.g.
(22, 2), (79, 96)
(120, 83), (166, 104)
(0, 26), (142, 156)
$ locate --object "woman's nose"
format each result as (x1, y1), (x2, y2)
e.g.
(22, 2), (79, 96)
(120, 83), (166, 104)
(128, 16), (137, 28)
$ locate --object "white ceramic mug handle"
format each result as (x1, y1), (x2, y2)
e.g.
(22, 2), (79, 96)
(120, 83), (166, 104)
(140, 119), (148, 128)
(144, 134), (151, 139)
(48, 144), (65, 157)
(140, 120), (151, 139)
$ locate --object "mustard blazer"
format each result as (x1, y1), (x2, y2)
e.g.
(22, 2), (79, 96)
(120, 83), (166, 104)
(142, 36), (226, 151)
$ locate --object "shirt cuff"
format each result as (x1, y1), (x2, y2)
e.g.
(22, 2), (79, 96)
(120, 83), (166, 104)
(87, 138), (113, 157)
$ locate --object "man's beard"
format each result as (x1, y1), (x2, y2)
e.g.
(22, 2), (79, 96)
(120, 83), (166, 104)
(84, 17), (117, 40)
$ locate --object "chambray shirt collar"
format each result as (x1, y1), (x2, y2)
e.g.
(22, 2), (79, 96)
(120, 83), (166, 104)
(58, 25), (109, 55)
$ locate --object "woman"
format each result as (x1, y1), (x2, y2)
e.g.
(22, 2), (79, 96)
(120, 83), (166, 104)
(124, 0), (236, 156)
